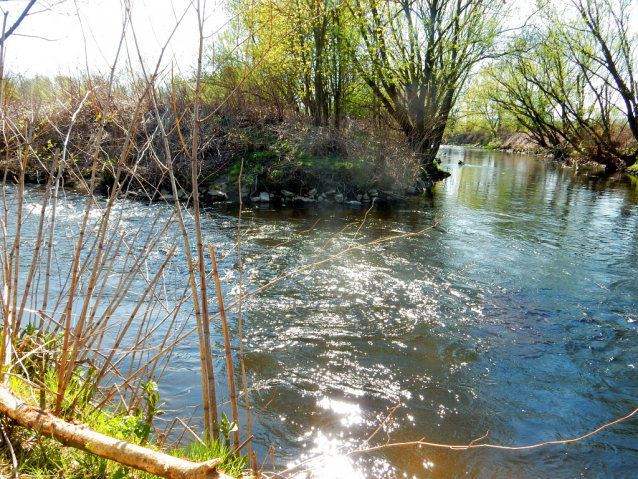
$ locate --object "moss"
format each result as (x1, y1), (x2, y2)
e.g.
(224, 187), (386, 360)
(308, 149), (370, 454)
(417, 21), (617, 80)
(421, 161), (451, 181)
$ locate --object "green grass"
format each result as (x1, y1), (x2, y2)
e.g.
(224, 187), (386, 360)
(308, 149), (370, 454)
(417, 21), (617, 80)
(1, 327), (248, 479)
(169, 439), (247, 478)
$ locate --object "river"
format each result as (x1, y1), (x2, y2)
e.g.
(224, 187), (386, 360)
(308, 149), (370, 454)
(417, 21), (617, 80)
(9, 146), (638, 478)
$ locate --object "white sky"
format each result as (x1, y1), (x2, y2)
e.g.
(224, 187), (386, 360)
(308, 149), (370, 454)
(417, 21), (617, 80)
(1, 0), (227, 78)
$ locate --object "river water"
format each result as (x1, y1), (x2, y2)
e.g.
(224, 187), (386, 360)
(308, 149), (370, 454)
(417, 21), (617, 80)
(183, 147), (637, 478)
(9, 147), (638, 478)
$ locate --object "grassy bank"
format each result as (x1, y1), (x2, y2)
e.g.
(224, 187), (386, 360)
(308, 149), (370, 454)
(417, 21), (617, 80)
(0, 327), (247, 478)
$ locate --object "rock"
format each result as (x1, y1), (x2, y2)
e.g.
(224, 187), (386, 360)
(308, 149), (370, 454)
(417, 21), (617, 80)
(176, 190), (184, 198)
(356, 194), (363, 201)
(324, 189), (336, 196)
(260, 192), (270, 202)
(160, 189), (170, 197)
(281, 189), (294, 197)
(208, 189), (227, 201)
(320, 193), (326, 199)
(308, 188), (317, 197)
(293, 196), (316, 203)
(406, 186), (417, 195)
(334, 194), (344, 203)
(317, 196), (324, 203)
(163, 194), (174, 201)
(241, 186), (251, 197)
(368, 189), (379, 197)
(347, 200), (362, 206)
(362, 193), (370, 201)
(250, 196), (261, 202)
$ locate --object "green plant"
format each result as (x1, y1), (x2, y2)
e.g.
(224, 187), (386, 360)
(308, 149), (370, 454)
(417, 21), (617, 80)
(214, 412), (238, 450)
(173, 437), (247, 478)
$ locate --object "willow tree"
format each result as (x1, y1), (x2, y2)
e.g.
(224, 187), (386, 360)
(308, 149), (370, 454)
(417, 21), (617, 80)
(347, 0), (507, 166)
(487, 28), (598, 160)
(458, 67), (518, 141)
(568, 0), (638, 167)
(487, 0), (637, 169)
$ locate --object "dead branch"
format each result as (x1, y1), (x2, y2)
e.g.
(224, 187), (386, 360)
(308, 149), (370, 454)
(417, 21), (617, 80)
(0, 384), (235, 479)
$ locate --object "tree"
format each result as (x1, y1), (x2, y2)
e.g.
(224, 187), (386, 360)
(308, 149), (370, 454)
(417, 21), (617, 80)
(487, 0), (637, 169)
(216, 0), (356, 127)
(568, 0), (638, 166)
(457, 67), (518, 141)
(346, 0), (507, 167)
(488, 27), (595, 160)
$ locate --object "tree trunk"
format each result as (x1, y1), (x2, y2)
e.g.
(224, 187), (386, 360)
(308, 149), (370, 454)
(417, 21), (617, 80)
(0, 384), (234, 479)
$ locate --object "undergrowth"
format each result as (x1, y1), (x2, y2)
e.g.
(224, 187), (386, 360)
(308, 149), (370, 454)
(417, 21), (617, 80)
(0, 326), (247, 479)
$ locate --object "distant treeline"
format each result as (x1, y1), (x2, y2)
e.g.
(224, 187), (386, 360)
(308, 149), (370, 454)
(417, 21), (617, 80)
(2, 0), (637, 183)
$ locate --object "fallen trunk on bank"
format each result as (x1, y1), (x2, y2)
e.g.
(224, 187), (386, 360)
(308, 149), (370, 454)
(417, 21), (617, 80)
(0, 384), (234, 479)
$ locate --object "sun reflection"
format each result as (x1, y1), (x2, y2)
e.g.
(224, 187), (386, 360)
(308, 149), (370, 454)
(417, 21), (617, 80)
(290, 430), (364, 479)
(290, 453), (364, 479)
(317, 397), (363, 426)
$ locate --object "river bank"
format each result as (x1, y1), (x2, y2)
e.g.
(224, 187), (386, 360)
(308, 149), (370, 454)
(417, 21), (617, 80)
(445, 130), (638, 171)
(1, 114), (453, 207)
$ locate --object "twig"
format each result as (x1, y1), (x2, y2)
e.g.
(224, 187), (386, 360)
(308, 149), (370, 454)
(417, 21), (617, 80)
(232, 435), (254, 455)
(0, 422), (18, 479)
(176, 417), (206, 447)
(351, 406), (638, 453)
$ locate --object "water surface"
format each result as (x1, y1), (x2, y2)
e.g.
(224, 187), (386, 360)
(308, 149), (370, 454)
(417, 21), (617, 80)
(10, 147), (638, 478)
(192, 147), (637, 478)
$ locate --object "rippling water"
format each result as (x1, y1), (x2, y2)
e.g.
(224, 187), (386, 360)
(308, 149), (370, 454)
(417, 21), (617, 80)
(197, 147), (637, 479)
(8, 147), (638, 478)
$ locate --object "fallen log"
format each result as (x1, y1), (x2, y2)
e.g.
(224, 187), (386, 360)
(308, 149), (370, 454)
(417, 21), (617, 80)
(0, 384), (235, 479)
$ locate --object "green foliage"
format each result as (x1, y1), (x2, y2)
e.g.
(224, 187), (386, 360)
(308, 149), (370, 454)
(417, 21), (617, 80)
(214, 412), (238, 450)
(1, 327), (246, 479)
(479, 0), (638, 167)
(173, 438), (247, 478)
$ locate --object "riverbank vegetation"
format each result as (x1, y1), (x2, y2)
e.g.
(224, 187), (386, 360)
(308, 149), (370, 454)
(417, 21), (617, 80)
(448, 0), (638, 171)
(1, 0), (635, 203)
